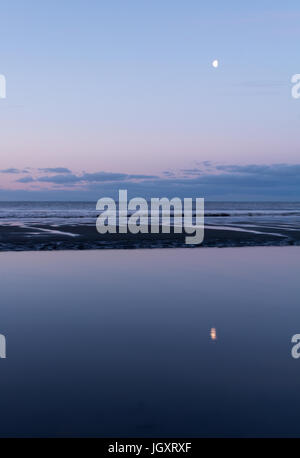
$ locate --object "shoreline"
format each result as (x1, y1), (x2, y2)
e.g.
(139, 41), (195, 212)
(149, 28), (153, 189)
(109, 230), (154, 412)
(0, 222), (300, 251)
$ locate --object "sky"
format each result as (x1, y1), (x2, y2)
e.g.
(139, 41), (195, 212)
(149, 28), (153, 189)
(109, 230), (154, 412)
(0, 0), (299, 200)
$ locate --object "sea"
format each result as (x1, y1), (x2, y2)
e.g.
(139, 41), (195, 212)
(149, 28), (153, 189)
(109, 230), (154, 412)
(0, 201), (300, 226)
(0, 201), (300, 250)
(0, 246), (300, 437)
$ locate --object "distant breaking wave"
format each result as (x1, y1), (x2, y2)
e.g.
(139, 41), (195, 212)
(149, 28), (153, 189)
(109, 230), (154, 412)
(0, 201), (300, 225)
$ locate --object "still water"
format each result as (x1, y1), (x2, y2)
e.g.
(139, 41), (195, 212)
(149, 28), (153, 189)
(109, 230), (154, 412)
(0, 247), (299, 437)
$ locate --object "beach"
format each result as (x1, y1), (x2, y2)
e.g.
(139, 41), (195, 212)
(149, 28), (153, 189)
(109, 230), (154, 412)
(1, 222), (300, 250)
(0, 201), (300, 250)
(0, 246), (300, 437)
(1, 0), (300, 443)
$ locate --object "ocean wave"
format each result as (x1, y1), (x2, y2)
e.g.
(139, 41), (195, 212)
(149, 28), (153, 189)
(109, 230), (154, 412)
(1, 210), (300, 219)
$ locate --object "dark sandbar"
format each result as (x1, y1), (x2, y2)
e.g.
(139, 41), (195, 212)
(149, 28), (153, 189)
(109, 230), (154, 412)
(0, 222), (299, 251)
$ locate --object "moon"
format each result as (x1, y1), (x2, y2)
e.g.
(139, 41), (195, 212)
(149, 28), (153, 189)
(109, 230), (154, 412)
(212, 59), (219, 68)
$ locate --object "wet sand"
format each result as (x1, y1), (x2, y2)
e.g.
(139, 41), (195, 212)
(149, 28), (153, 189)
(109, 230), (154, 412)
(0, 222), (299, 251)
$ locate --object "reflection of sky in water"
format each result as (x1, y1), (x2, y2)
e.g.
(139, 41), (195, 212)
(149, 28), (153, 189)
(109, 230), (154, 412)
(0, 247), (300, 437)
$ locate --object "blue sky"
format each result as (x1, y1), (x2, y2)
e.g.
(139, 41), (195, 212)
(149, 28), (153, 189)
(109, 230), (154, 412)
(0, 0), (299, 199)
